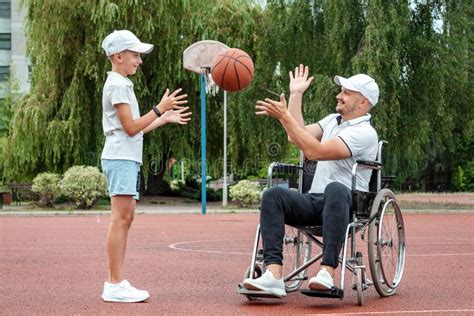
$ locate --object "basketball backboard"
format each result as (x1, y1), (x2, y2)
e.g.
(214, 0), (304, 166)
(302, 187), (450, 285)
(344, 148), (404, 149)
(183, 40), (229, 74)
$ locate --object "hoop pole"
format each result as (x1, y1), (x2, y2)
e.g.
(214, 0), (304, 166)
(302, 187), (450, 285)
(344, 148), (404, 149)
(223, 90), (228, 207)
(200, 74), (207, 215)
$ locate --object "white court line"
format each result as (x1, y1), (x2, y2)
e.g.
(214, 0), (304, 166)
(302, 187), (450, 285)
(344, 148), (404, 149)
(167, 239), (474, 257)
(168, 239), (249, 255)
(316, 310), (474, 315)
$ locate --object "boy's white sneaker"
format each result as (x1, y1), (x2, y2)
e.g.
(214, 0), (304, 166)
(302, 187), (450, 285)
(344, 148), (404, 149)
(101, 280), (150, 303)
(243, 270), (287, 297)
(308, 268), (334, 290)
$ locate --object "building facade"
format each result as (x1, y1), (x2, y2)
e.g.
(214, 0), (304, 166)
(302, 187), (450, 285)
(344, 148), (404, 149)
(0, 0), (29, 97)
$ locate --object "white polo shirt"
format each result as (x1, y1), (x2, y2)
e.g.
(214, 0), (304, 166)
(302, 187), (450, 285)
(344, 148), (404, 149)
(309, 113), (378, 193)
(101, 71), (143, 164)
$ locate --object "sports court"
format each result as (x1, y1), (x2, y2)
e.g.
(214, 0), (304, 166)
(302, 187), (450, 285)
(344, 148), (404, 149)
(1, 211), (473, 315)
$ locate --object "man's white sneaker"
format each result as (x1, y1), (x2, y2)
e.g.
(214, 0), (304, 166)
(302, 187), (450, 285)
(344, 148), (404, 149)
(243, 270), (287, 297)
(101, 280), (150, 303)
(308, 268), (334, 290)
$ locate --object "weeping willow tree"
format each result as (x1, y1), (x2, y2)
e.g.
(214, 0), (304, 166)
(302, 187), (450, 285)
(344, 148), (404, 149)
(4, 0), (268, 193)
(3, 0), (472, 191)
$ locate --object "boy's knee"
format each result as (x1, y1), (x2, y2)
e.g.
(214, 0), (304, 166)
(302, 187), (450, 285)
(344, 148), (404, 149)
(112, 212), (134, 227)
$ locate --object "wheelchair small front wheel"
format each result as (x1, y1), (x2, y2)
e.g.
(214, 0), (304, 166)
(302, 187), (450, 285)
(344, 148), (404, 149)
(282, 225), (311, 292)
(368, 189), (406, 297)
(243, 264), (263, 280)
(355, 267), (364, 306)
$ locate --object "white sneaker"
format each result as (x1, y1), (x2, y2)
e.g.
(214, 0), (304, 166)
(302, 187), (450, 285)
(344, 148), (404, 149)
(101, 280), (150, 303)
(308, 268), (334, 290)
(243, 270), (287, 297)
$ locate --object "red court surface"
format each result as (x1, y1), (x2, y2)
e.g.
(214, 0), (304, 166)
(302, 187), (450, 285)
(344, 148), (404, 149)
(1, 213), (473, 315)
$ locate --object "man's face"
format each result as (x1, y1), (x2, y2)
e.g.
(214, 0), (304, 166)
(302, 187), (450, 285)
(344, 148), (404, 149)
(335, 88), (366, 116)
(114, 50), (142, 75)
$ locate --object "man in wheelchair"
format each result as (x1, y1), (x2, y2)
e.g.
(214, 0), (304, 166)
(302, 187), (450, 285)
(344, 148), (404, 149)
(244, 64), (379, 297)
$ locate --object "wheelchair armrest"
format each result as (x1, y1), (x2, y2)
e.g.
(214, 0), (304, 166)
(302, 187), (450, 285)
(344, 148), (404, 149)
(355, 160), (382, 169)
(267, 162), (302, 187)
(268, 162), (302, 174)
(351, 160), (382, 191)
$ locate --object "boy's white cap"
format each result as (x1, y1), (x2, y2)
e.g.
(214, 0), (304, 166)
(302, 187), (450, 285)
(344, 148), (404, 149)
(101, 30), (154, 56)
(334, 74), (379, 106)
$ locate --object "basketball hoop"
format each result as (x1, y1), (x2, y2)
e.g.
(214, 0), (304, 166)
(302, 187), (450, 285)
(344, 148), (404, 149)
(183, 40), (229, 96)
(183, 40), (230, 214)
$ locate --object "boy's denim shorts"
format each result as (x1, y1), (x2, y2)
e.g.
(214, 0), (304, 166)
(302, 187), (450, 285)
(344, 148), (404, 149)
(101, 159), (141, 200)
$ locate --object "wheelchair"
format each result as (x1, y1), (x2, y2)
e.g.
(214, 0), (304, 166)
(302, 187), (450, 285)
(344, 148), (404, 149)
(237, 141), (406, 306)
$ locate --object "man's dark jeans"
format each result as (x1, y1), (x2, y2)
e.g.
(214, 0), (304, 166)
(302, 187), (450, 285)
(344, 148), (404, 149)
(260, 182), (352, 268)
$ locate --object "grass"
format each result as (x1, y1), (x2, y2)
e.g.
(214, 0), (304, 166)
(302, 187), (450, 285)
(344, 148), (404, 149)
(150, 199), (166, 205)
(3, 195), (472, 213)
(398, 200), (473, 210)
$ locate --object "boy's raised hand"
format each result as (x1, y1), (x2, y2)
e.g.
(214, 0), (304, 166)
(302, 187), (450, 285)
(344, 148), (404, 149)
(162, 107), (192, 125)
(158, 88), (188, 113)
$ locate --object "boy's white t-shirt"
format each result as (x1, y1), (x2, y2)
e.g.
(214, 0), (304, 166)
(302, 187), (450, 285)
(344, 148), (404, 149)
(101, 71), (143, 164)
(309, 113), (378, 193)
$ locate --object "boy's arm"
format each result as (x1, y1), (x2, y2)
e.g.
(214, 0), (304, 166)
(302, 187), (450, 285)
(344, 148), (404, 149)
(142, 107), (192, 134)
(116, 104), (159, 136)
(116, 88), (189, 137)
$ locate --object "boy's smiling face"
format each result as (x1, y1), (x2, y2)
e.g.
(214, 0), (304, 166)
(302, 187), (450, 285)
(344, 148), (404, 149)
(111, 50), (143, 77)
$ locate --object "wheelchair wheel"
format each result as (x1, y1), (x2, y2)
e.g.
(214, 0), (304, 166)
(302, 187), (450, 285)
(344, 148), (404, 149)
(368, 189), (406, 297)
(355, 267), (364, 306)
(282, 225), (311, 292)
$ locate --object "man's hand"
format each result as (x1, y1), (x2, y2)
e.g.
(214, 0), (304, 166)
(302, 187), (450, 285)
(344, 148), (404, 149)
(162, 106), (192, 125)
(256, 93), (288, 120)
(157, 88), (188, 113)
(289, 64), (314, 94)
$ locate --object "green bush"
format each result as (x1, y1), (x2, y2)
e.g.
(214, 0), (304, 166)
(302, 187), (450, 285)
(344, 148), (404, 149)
(32, 172), (61, 207)
(453, 160), (474, 192)
(229, 180), (262, 208)
(61, 166), (107, 209)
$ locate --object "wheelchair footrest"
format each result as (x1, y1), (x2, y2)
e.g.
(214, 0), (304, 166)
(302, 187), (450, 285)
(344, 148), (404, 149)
(236, 284), (283, 299)
(300, 287), (344, 299)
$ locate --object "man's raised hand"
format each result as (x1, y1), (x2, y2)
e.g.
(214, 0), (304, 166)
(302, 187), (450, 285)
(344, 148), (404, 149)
(255, 93), (288, 120)
(289, 64), (314, 94)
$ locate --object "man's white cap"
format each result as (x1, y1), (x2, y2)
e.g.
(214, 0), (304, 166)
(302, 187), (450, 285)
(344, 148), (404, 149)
(101, 30), (154, 56)
(334, 74), (379, 106)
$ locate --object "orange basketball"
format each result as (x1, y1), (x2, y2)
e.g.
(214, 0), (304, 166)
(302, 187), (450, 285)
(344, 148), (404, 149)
(211, 48), (254, 92)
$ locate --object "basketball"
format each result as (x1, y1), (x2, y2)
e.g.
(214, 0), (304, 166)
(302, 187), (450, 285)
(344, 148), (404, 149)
(210, 48), (254, 92)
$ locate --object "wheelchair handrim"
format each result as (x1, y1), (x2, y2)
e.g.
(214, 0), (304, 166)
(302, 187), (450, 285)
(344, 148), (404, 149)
(377, 198), (406, 290)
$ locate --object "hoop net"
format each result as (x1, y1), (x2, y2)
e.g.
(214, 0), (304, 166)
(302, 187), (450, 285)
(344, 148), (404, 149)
(203, 68), (219, 96)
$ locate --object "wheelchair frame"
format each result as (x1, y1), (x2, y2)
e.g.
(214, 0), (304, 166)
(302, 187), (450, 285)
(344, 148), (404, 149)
(237, 141), (406, 306)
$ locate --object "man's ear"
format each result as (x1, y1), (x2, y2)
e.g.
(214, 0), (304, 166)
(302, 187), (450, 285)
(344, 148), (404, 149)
(357, 97), (369, 110)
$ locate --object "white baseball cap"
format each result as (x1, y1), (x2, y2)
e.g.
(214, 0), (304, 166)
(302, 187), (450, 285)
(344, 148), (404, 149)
(101, 30), (154, 56)
(334, 74), (379, 106)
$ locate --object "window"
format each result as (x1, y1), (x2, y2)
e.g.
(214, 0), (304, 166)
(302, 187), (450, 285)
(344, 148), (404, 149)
(0, 66), (9, 82)
(0, 33), (11, 49)
(28, 64), (32, 82)
(0, 0), (10, 19)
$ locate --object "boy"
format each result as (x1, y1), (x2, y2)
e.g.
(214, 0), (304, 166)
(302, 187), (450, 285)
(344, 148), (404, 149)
(100, 30), (191, 302)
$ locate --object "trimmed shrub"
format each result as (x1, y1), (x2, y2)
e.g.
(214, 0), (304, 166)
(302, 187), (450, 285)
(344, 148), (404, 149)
(61, 166), (107, 209)
(229, 180), (262, 208)
(32, 172), (61, 207)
